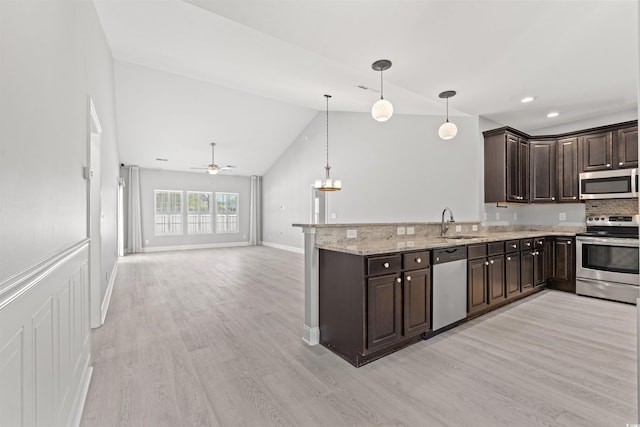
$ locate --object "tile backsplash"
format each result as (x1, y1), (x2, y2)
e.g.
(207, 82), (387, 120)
(585, 198), (639, 215)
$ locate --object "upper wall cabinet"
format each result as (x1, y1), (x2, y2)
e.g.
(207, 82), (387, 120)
(530, 140), (556, 203)
(617, 126), (638, 169)
(485, 130), (529, 203)
(483, 120), (637, 204)
(556, 137), (579, 202)
(579, 124), (638, 172)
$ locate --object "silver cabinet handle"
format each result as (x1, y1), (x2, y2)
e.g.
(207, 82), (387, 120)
(384, 262), (390, 268)
(512, 244), (517, 248)
(551, 197), (555, 200)
(490, 260), (494, 264)
(396, 277), (401, 283)
(406, 275), (412, 281)
(416, 258), (422, 263)
(436, 257), (440, 262)
(572, 196), (577, 200)
(507, 256), (511, 261)
(526, 243), (531, 247)
(606, 163), (611, 167)
(485, 261), (489, 266)
(567, 241), (572, 245)
(619, 162), (624, 166)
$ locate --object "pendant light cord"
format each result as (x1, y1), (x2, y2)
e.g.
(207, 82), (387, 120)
(446, 97), (449, 122)
(325, 94), (331, 175)
(380, 69), (384, 100)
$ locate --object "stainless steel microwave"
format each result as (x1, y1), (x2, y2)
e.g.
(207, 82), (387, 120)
(579, 168), (638, 199)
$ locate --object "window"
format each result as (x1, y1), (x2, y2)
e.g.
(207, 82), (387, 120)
(216, 192), (239, 233)
(154, 190), (183, 235)
(187, 191), (213, 234)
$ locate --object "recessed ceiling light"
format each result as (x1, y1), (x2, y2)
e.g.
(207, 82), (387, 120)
(521, 96), (535, 103)
(547, 112), (559, 118)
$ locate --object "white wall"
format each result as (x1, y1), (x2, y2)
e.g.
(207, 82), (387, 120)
(0, 0), (120, 289)
(130, 168), (251, 250)
(263, 112), (480, 249)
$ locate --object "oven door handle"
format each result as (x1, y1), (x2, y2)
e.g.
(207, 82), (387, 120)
(576, 236), (640, 247)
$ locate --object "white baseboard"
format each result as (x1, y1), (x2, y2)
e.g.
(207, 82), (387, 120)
(141, 241), (250, 253)
(262, 241), (304, 254)
(100, 262), (118, 326)
(302, 325), (319, 345)
(71, 363), (93, 427)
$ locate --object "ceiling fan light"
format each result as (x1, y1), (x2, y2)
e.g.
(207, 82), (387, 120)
(439, 121), (458, 140)
(372, 98), (393, 122)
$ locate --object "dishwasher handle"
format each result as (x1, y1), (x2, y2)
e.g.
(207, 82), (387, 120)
(432, 246), (468, 264)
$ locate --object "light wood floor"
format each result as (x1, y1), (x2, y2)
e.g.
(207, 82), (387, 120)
(81, 246), (637, 426)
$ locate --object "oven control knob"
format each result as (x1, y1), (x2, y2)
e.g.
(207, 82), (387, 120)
(588, 218), (593, 221)
(595, 217), (599, 221)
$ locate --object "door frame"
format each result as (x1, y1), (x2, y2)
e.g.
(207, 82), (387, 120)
(87, 97), (103, 328)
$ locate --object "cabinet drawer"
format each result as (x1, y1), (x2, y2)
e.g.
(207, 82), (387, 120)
(367, 255), (401, 276)
(467, 244), (487, 260)
(487, 241), (504, 255)
(505, 240), (520, 252)
(403, 251), (430, 270)
(520, 239), (534, 251)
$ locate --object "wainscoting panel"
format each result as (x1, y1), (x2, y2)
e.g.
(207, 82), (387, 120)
(0, 240), (92, 427)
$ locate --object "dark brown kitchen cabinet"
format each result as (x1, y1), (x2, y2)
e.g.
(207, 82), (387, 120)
(484, 129), (529, 203)
(533, 238), (545, 287)
(520, 249), (534, 291)
(403, 268), (431, 337)
(556, 137), (579, 202)
(580, 131), (613, 172)
(617, 126), (638, 168)
(530, 140), (556, 203)
(467, 258), (488, 315)
(505, 251), (520, 298)
(319, 249), (431, 367)
(487, 255), (505, 303)
(547, 237), (576, 293)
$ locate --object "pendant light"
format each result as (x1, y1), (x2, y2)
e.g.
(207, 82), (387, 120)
(371, 59), (393, 122)
(314, 94), (342, 192)
(438, 90), (458, 140)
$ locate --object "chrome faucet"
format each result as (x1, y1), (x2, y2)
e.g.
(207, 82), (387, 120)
(441, 207), (455, 236)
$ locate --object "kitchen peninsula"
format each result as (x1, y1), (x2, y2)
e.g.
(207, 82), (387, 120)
(294, 221), (582, 366)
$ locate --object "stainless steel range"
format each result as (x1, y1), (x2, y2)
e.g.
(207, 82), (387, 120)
(576, 214), (639, 304)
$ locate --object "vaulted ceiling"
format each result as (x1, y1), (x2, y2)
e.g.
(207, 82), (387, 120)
(94, 0), (638, 176)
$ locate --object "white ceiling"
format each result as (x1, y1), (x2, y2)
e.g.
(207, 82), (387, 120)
(94, 0), (638, 176)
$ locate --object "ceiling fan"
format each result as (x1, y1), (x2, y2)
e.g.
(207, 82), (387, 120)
(190, 142), (235, 175)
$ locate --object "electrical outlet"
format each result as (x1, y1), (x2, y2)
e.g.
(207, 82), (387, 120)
(397, 226), (406, 235)
(455, 225), (462, 232)
(472, 225), (478, 231)
(514, 212), (518, 220)
(347, 229), (357, 239)
(559, 212), (566, 221)
(330, 213), (337, 219)
(406, 227), (415, 235)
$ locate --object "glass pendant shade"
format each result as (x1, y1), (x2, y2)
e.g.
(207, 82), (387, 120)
(371, 98), (394, 122)
(438, 121), (458, 140)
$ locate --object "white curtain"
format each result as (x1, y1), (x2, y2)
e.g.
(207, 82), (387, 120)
(127, 166), (143, 253)
(249, 175), (262, 245)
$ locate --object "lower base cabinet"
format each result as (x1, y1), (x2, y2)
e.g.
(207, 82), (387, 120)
(319, 249), (431, 367)
(548, 237), (576, 292)
(505, 251), (521, 298)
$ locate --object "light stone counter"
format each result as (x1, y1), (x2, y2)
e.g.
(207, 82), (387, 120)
(314, 231), (579, 256)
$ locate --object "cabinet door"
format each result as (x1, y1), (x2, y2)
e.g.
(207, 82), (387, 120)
(506, 135), (520, 202)
(617, 126), (638, 169)
(530, 140), (556, 203)
(544, 239), (553, 280)
(367, 274), (402, 351)
(468, 258), (488, 314)
(553, 238), (574, 282)
(520, 251), (534, 290)
(534, 250), (545, 287)
(580, 131), (613, 171)
(505, 253), (520, 297)
(403, 268), (430, 337)
(518, 138), (530, 202)
(557, 137), (579, 202)
(487, 255), (505, 304)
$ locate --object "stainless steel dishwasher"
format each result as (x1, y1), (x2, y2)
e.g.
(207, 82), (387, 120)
(431, 246), (468, 331)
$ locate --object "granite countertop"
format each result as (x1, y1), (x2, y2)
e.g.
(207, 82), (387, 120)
(316, 231), (578, 256)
